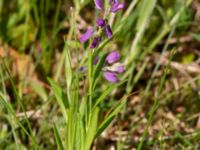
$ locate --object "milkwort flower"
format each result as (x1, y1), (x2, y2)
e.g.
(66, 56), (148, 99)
(80, 51), (125, 83)
(94, 0), (125, 38)
(79, 0), (125, 48)
(109, 0), (125, 13)
(103, 51), (125, 83)
(95, 0), (125, 13)
(79, 1), (125, 83)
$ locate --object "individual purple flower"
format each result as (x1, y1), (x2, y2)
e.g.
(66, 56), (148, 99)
(106, 51), (120, 64)
(79, 28), (94, 43)
(90, 36), (101, 49)
(104, 24), (113, 38)
(94, 0), (104, 11)
(103, 71), (119, 83)
(96, 18), (113, 38)
(96, 18), (106, 28)
(109, 0), (125, 13)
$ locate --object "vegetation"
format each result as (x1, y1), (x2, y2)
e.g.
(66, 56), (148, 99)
(0, 0), (200, 149)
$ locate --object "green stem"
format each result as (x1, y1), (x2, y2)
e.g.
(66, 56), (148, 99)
(88, 49), (93, 115)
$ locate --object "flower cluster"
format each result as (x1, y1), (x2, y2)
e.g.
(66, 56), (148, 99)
(79, 0), (125, 48)
(79, 0), (125, 83)
(103, 51), (124, 83)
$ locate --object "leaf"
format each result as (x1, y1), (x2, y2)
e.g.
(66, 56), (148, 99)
(64, 43), (73, 90)
(79, 96), (87, 119)
(53, 124), (64, 150)
(76, 113), (86, 150)
(93, 53), (107, 88)
(96, 98), (126, 137)
(84, 108), (99, 150)
(93, 80), (126, 109)
(48, 78), (69, 121)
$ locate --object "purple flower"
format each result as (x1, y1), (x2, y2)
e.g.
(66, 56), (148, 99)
(106, 51), (120, 64)
(103, 71), (119, 83)
(115, 64), (125, 73)
(96, 18), (113, 38)
(105, 63), (125, 73)
(104, 24), (113, 38)
(94, 0), (104, 11)
(90, 36), (101, 49)
(79, 28), (94, 43)
(96, 18), (106, 27)
(103, 51), (125, 83)
(110, 1), (125, 13)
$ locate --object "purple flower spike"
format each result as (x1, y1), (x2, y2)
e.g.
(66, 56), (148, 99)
(106, 51), (120, 64)
(110, 2), (125, 13)
(79, 28), (94, 43)
(104, 24), (113, 38)
(104, 71), (119, 83)
(96, 18), (105, 27)
(90, 36), (101, 49)
(94, 0), (104, 11)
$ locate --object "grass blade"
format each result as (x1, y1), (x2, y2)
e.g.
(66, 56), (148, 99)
(84, 108), (99, 150)
(48, 78), (68, 121)
(53, 124), (64, 150)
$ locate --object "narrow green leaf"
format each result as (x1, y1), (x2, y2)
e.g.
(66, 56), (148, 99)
(66, 110), (77, 150)
(84, 108), (99, 150)
(64, 43), (73, 91)
(93, 80), (126, 109)
(53, 124), (64, 150)
(48, 78), (68, 121)
(96, 98), (126, 137)
(76, 113), (86, 150)
(79, 96), (87, 119)
(93, 53), (107, 87)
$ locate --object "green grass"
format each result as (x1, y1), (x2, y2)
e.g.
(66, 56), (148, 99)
(0, 0), (200, 149)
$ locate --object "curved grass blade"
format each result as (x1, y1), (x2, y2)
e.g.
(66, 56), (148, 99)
(53, 124), (64, 150)
(93, 80), (126, 110)
(96, 97), (126, 137)
(48, 78), (69, 122)
(84, 108), (99, 150)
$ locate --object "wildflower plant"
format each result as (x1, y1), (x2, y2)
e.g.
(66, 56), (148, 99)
(48, 0), (126, 149)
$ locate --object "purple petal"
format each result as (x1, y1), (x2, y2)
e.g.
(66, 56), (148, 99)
(106, 51), (120, 64)
(103, 71), (119, 83)
(94, 0), (104, 10)
(96, 18), (105, 27)
(110, 2), (125, 13)
(79, 28), (94, 43)
(90, 36), (101, 49)
(104, 24), (113, 38)
(116, 65), (125, 73)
